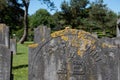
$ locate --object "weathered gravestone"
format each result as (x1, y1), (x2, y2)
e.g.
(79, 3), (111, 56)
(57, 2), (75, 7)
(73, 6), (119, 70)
(29, 27), (120, 80)
(117, 19), (120, 37)
(34, 26), (51, 43)
(10, 39), (17, 54)
(0, 44), (11, 80)
(100, 37), (120, 48)
(91, 32), (98, 38)
(0, 24), (9, 48)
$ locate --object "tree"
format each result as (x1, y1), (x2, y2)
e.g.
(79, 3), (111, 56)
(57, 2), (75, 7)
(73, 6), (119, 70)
(0, 0), (7, 10)
(29, 9), (54, 28)
(0, 0), (24, 36)
(19, 0), (30, 44)
(88, 0), (117, 37)
(19, 0), (55, 44)
(60, 0), (89, 28)
(52, 12), (64, 30)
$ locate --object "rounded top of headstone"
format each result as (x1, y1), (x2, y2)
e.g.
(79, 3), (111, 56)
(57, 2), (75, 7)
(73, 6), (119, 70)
(30, 27), (115, 57)
(50, 27), (98, 57)
(51, 27), (90, 37)
(51, 27), (115, 56)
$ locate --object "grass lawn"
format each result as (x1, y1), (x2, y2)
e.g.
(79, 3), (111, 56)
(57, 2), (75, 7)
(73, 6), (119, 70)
(12, 42), (33, 80)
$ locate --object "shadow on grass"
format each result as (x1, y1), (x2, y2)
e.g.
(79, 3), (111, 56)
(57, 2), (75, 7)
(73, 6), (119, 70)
(13, 64), (28, 69)
(16, 53), (25, 55)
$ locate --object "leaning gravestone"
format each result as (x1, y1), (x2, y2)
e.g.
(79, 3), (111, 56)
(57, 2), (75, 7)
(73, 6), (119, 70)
(29, 27), (120, 80)
(0, 24), (9, 48)
(0, 44), (11, 80)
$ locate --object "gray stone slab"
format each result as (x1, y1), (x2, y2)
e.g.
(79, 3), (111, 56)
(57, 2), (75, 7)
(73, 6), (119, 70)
(0, 44), (11, 80)
(34, 26), (51, 43)
(100, 37), (120, 48)
(29, 28), (120, 80)
(0, 24), (10, 48)
(10, 39), (17, 54)
(117, 19), (120, 37)
(92, 32), (98, 38)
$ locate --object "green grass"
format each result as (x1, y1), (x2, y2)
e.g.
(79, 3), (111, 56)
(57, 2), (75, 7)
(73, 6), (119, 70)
(12, 42), (33, 80)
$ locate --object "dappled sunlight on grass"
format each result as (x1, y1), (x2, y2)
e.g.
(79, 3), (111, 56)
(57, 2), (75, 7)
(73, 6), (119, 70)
(12, 42), (32, 80)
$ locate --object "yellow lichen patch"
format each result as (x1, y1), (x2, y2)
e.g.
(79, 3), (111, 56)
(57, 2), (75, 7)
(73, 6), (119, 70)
(65, 27), (71, 29)
(77, 49), (84, 57)
(102, 43), (115, 48)
(92, 45), (96, 50)
(77, 32), (96, 57)
(51, 27), (97, 57)
(51, 27), (78, 38)
(51, 30), (64, 37)
(61, 36), (68, 41)
(71, 38), (79, 47)
(28, 43), (38, 48)
(71, 29), (78, 34)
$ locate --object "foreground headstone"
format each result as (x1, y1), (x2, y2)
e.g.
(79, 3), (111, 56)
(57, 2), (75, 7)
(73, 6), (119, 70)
(0, 24), (9, 47)
(10, 39), (17, 54)
(0, 44), (11, 80)
(29, 28), (120, 80)
(34, 26), (51, 43)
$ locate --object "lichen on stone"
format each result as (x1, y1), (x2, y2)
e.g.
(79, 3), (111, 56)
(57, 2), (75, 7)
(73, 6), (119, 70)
(102, 43), (115, 48)
(51, 27), (98, 57)
(51, 27), (96, 57)
(61, 36), (68, 41)
(28, 43), (38, 48)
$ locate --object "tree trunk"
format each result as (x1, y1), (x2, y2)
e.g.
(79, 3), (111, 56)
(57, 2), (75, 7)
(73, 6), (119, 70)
(19, 3), (29, 44)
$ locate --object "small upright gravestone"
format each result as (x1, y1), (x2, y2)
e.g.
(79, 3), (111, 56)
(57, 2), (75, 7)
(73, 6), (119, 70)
(34, 26), (51, 43)
(10, 39), (17, 54)
(29, 27), (120, 80)
(0, 44), (11, 80)
(0, 24), (9, 48)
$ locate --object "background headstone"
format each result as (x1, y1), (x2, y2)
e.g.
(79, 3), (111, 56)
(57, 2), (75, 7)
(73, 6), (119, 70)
(34, 26), (51, 43)
(117, 19), (120, 37)
(100, 37), (120, 48)
(92, 32), (98, 38)
(29, 28), (120, 80)
(0, 24), (9, 48)
(0, 44), (11, 80)
(10, 39), (17, 54)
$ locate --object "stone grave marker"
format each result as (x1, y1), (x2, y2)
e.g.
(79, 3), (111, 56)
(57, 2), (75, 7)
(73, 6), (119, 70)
(92, 32), (98, 38)
(100, 37), (120, 48)
(117, 19), (120, 37)
(0, 24), (9, 48)
(34, 26), (51, 43)
(10, 39), (17, 54)
(0, 44), (11, 80)
(29, 27), (120, 80)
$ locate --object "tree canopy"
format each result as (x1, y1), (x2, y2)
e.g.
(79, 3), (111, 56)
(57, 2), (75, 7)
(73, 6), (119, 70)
(0, 0), (118, 41)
